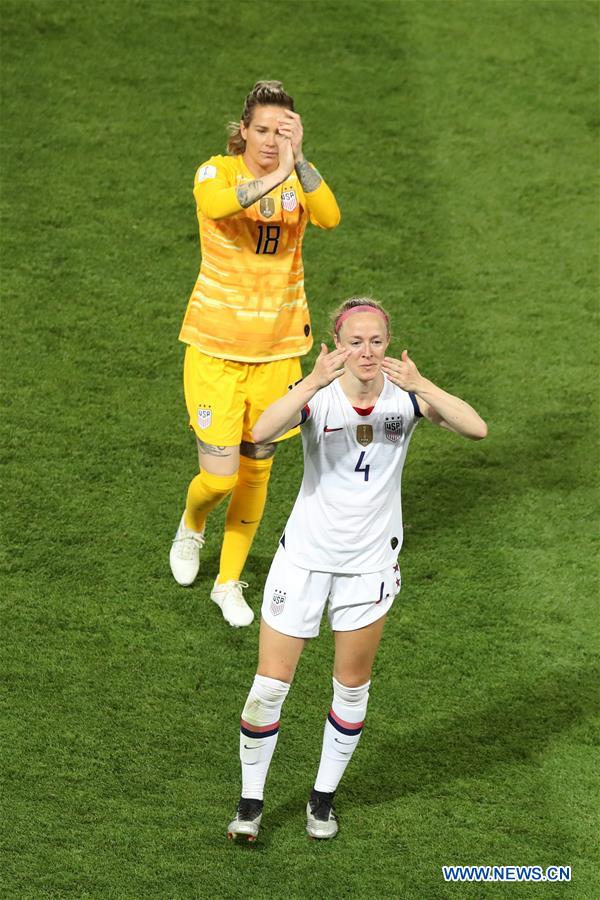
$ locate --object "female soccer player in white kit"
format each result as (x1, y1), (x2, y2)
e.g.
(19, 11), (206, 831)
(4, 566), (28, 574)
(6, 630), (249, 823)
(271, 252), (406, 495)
(227, 298), (487, 841)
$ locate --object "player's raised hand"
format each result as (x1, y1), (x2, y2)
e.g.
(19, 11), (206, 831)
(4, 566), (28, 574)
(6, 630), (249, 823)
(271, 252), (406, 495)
(310, 343), (351, 388)
(381, 350), (423, 392)
(277, 110), (304, 161)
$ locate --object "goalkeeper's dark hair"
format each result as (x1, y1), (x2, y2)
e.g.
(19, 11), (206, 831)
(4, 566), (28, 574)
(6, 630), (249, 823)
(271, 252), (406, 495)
(331, 297), (391, 337)
(227, 80), (294, 155)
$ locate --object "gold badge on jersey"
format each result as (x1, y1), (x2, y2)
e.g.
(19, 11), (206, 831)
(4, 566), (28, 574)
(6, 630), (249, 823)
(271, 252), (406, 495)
(260, 197), (275, 219)
(356, 424), (373, 446)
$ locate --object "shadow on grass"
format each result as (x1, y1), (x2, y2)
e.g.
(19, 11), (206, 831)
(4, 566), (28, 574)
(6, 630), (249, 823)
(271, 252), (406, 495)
(347, 662), (599, 805)
(253, 664), (598, 841)
(389, 425), (595, 568)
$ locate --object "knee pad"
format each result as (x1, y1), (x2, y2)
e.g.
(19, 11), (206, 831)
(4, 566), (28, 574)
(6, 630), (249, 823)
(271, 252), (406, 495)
(333, 677), (370, 709)
(242, 674), (290, 725)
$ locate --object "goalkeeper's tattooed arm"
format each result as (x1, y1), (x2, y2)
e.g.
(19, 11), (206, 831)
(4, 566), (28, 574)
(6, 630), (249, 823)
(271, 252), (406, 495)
(233, 138), (295, 208)
(197, 131), (295, 219)
(236, 180), (266, 208)
(295, 159), (323, 193)
(276, 109), (325, 194)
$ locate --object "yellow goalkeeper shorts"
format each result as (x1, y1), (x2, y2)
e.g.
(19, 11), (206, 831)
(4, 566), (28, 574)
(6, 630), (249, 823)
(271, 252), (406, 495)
(183, 345), (303, 446)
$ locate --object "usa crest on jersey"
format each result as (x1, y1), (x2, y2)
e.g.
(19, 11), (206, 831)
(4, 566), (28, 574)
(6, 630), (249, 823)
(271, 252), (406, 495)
(281, 188), (297, 212)
(384, 416), (404, 442)
(197, 407), (212, 429)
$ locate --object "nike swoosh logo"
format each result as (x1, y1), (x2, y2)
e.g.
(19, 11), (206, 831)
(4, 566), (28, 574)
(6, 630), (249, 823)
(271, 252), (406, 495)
(334, 738), (353, 745)
(243, 744), (257, 749)
(241, 519), (259, 524)
(324, 426), (343, 433)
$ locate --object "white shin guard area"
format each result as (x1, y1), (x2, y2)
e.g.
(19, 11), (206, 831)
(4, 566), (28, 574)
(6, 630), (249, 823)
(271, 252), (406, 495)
(239, 674), (290, 801)
(314, 677), (370, 793)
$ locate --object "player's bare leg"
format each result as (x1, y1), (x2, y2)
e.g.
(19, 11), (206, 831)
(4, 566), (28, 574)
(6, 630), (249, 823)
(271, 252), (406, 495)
(257, 618), (306, 683)
(332, 613), (387, 686)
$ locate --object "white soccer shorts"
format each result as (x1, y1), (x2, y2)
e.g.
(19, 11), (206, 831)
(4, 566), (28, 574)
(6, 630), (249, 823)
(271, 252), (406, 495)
(261, 544), (401, 638)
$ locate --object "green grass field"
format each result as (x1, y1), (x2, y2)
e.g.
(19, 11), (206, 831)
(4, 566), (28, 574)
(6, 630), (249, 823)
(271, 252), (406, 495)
(1, 0), (598, 897)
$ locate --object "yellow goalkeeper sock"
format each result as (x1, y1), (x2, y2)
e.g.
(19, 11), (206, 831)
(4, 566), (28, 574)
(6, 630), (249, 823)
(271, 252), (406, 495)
(217, 456), (274, 584)
(184, 469), (238, 533)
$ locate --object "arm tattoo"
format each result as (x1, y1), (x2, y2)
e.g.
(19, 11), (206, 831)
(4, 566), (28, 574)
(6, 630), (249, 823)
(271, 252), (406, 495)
(197, 439), (233, 457)
(295, 160), (322, 193)
(236, 179), (265, 208)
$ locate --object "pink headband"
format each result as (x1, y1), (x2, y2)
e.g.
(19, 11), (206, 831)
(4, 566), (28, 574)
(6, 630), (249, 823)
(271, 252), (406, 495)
(334, 304), (389, 334)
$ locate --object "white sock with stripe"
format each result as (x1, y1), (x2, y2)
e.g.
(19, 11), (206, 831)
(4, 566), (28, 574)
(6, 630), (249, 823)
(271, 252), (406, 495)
(239, 674), (290, 801)
(314, 677), (370, 793)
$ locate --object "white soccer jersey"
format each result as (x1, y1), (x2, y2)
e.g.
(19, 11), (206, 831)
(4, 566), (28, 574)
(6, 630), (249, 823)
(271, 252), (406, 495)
(281, 375), (421, 573)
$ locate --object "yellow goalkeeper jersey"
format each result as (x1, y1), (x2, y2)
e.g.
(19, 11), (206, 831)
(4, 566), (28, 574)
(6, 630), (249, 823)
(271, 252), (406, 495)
(179, 154), (340, 363)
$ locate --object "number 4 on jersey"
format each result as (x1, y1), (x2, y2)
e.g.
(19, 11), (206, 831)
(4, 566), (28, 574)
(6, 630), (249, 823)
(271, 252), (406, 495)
(355, 451), (370, 482)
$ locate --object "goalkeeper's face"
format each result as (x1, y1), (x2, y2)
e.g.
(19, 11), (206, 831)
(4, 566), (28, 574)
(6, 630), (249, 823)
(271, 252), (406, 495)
(335, 313), (390, 382)
(240, 105), (286, 174)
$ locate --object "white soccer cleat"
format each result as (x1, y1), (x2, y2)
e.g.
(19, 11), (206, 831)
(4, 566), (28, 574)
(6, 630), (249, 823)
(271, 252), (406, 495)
(169, 513), (205, 586)
(211, 579), (254, 627)
(227, 797), (263, 842)
(306, 792), (339, 839)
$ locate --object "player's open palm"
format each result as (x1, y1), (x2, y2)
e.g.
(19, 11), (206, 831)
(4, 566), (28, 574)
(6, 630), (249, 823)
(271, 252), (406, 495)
(311, 343), (351, 388)
(381, 350), (422, 392)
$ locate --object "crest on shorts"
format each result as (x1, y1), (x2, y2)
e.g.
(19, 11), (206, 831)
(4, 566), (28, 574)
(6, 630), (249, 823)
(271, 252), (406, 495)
(356, 424), (373, 446)
(197, 407), (212, 430)
(384, 416), (404, 443)
(281, 188), (297, 212)
(260, 197), (275, 218)
(270, 588), (286, 617)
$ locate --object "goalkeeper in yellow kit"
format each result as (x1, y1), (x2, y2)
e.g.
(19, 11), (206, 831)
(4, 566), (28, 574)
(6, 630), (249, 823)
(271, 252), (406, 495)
(170, 80), (341, 627)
